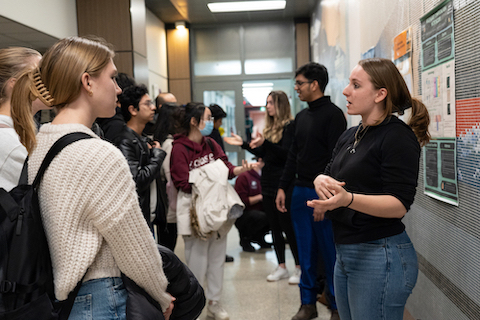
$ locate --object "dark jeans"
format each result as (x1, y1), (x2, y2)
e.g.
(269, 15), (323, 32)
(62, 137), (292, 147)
(291, 186), (336, 309)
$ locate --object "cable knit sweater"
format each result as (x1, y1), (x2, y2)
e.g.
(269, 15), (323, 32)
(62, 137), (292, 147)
(0, 114), (28, 191)
(28, 123), (170, 311)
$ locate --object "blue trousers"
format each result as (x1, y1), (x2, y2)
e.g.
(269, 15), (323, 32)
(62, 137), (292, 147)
(69, 277), (127, 320)
(290, 186), (337, 309)
(334, 231), (418, 320)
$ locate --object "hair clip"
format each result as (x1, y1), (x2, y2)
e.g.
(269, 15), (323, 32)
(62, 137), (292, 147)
(31, 69), (54, 107)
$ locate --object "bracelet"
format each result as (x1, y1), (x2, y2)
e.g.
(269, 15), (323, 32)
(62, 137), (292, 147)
(346, 192), (354, 208)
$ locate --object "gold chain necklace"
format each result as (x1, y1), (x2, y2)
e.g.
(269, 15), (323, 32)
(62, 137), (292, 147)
(349, 125), (369, 154)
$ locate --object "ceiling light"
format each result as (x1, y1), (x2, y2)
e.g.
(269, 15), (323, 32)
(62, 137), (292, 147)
(242, 82), (274, 88)
(207, 1), (286, 13)
(175, 21), (186, 29)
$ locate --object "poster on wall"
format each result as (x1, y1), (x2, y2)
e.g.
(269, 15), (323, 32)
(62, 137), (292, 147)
(393, 27), (413, 93)
(420, 0), (458, 205)
(361, 47), (375, 60)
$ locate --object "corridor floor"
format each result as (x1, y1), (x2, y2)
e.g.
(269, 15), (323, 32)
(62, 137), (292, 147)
(173, 229), (333, 320)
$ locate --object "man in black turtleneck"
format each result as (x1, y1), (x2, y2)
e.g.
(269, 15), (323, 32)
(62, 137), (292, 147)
(276, 63), (346, 320)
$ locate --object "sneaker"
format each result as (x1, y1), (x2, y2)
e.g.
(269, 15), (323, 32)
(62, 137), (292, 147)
(207, 300), (229, 320)
(266, 266), (289, 282)
(288, 267), (301, 284)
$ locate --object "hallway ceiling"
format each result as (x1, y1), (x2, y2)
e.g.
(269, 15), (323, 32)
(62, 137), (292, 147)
(145, 0), (316, 24)
(0, 0), (315, 51)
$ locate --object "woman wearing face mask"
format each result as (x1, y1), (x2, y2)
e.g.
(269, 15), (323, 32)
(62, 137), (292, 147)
(170, 102), (255, 320)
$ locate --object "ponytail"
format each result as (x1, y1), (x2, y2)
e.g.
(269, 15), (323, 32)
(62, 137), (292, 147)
(11, 68), (54, 154)
(408, 98), (431, 147)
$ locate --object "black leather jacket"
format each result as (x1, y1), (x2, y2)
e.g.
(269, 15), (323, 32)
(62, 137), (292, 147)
(114, 125), (166, 227)
(122, 245), (205, 320)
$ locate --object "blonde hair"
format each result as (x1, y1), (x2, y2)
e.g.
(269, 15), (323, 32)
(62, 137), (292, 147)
(0, 47), (41, 105)
(263, 91), (293, 144)
(359, 58), (430, 146)
(11, 37), (115, 153)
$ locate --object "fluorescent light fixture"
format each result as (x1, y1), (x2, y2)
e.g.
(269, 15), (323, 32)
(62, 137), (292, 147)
(242, 82), (274, 88)
(207, 1), (286, 13)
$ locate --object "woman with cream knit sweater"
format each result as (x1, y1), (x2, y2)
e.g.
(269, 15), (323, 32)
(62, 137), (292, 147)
(11, 37), (173, 319)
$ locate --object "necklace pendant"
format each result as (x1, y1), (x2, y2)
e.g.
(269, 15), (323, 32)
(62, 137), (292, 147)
(350, 148), (356, 154)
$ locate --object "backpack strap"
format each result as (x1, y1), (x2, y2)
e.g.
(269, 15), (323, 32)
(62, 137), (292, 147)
(206, 137), (215, 154)
(32, 132), (93, 188)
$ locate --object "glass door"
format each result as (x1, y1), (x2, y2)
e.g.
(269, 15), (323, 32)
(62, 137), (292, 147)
(193, 78), (298, 165)
(193, 81), (245, 165)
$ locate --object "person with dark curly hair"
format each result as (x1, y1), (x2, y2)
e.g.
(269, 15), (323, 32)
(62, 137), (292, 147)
(114, 84), (166, 229)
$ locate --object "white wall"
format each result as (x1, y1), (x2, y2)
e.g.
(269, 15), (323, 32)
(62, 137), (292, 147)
(146, 9), (169, 100)
(0, 0), (77, 38)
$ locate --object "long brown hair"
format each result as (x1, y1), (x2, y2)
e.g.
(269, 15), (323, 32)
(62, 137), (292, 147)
(359, 58), (430, 146)
(11, 37), (115, 153)
(263, 91), (293, 143)
(0, 47), (41, 105)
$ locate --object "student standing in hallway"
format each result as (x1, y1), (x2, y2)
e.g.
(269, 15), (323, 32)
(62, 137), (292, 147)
(0, 47), (42, 191)
(114, 84), (165, 229)
(11, 36), (173, 319)
(225, 91), (301, 283)
(308, 58), (430, 320)
(170, 103), (256, 320)
(276, 63), (346, 320)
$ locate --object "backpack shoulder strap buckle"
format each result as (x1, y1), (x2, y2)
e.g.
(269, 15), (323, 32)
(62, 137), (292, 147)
(1, 280), (16, 293)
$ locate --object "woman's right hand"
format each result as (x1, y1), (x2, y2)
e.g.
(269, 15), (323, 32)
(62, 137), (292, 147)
(313, 174), (345, 200)
(223, 133), (244, 146)
(163, 295), (176, 320)
(275, 189), (287, 213)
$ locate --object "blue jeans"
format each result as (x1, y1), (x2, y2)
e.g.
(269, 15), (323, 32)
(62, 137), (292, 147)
(290, 186), (337, 309)
(334, 231), (418, 320)
(69, 277), (127, 320)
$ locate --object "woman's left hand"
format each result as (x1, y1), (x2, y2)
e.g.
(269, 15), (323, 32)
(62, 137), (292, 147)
(242, 159), (259, 171)
(234, 159), (259, 176)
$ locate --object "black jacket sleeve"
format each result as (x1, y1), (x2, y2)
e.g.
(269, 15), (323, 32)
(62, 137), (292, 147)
(278, 120), (297, 190)
(262, 121), (295, 163)
(117, 139), (166, 193)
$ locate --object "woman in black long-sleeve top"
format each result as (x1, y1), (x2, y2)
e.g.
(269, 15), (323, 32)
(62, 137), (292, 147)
(225, 91), (301, 283)
(307, 58), (430, 320)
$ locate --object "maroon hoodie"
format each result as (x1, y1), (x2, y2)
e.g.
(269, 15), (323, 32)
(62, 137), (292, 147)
(170, 134), (236, 193)
(234, 170), (263, 211)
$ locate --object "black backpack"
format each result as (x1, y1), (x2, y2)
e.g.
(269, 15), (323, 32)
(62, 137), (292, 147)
(0, 132), (92, 320)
